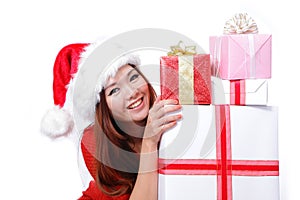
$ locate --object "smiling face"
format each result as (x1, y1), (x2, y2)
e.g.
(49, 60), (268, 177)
(104, 64), (150, 124)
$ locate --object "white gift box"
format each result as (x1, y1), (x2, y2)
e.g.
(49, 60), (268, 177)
(211, 76), (268, 105)
(158, 105), (279, 200)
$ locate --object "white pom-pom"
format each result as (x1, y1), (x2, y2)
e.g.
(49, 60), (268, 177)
(40, 106), (74, 138)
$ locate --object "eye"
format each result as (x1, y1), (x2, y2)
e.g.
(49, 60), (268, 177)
(108, 88), (120, 96)
(130, 74), (139, 82)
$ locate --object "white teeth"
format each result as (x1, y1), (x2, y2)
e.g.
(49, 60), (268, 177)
(128, 99), (142, 109)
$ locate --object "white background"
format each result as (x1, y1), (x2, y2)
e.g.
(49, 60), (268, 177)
(0, 0), (299, 199)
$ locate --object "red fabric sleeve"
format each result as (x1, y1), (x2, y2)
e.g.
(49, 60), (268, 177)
(78, 181), (102, 200)
(78, 181), (130, 200)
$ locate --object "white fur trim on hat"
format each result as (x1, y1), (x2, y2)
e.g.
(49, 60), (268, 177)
(95, 54), (141, 102)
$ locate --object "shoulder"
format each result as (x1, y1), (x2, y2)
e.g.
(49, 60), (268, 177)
(79, 181), (130, 200)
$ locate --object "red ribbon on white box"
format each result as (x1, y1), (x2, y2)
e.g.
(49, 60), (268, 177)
(159, 105), (279, 200)
(230, 80), (246, 105)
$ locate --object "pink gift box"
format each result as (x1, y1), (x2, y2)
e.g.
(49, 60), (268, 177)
(209, 34), (272, 80)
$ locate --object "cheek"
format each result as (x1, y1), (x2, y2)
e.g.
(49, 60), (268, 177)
(143, 85), (151, 103)
(106, 96), (124, 113)
(139, 82), (149, 94)
(105, 96), (116, 111)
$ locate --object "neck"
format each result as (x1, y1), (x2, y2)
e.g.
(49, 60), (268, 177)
(116, 119), (146, 140)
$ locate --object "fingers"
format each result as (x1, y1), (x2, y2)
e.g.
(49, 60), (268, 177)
(163, 104), (182, 113)
(158, 99), (179, 107)
(158, 112), (182, 126)
(144, 96), (182, 142)
(152, 97), (180, 114)
(160, 121), (177, 133)
(154, 95), (161, 104)
(156, 100), (182, 133)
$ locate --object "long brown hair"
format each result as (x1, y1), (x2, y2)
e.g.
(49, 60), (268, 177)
(94, 65), (157, 196)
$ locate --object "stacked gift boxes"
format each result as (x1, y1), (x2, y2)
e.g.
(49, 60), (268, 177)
(158, 13), (279, 200)
(209, 33), (271, 105)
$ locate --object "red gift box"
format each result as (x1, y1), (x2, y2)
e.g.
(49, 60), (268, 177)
(160, 54), (211, 104)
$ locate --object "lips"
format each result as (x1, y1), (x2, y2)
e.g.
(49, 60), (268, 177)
(127, 97), (143, 109)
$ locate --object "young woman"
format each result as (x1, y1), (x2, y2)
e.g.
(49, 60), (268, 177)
(79, 60), (182, 199)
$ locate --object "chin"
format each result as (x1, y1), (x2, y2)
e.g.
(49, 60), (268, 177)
(133, 118), (147, 126)
(131, 111), (148, 123)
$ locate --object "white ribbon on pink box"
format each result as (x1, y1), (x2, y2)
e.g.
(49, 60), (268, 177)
(209, 34), (272, 80)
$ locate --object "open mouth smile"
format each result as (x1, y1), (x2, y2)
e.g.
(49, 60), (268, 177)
(127, 98), (143, 109)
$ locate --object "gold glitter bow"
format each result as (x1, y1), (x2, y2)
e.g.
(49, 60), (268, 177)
(167, 41), (197, 56)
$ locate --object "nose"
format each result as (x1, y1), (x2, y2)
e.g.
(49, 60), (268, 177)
(125, 84), (139, 99)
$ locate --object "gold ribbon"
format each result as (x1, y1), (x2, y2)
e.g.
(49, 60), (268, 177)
(178, 55), (194, 104)
(167, 41), (197, 56)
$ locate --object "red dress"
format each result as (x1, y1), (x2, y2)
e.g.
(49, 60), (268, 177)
(78, 181), (130, 200)
(78, 126), (130, 200)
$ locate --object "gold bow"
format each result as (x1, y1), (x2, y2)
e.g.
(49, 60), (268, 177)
(167, 41), (197, 56)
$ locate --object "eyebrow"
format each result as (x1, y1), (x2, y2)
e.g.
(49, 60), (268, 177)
(127, 68), (136, 77)
(104, 68), (137, 91)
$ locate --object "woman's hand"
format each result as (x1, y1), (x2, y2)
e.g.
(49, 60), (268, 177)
(143, 96), (182, 148)
(130, 96), (181, 200)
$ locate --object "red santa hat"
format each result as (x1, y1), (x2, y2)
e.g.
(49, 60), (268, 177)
(40, 42), (141, 138)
